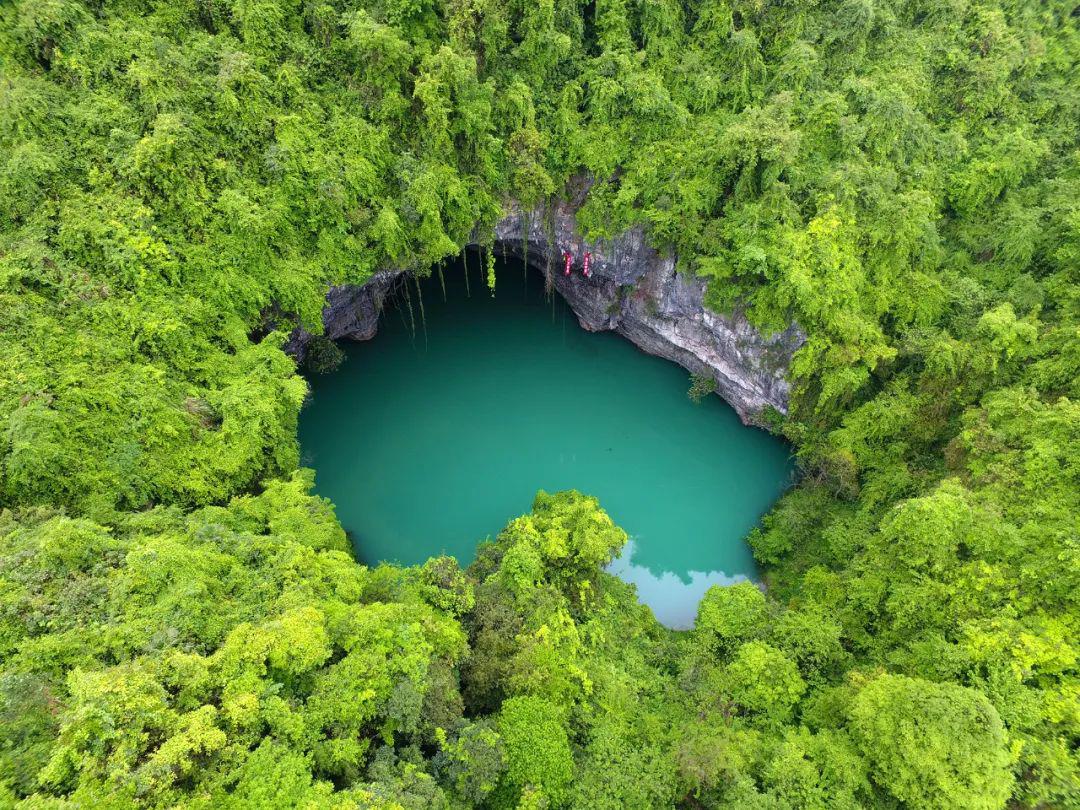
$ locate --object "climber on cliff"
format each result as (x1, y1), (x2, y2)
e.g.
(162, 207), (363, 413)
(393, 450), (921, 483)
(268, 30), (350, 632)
(563, 251), (572, 277)
(583, 251), (592, 278)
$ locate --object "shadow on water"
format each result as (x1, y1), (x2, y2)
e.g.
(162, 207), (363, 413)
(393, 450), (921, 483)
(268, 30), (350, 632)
(299, 252), (795, 628)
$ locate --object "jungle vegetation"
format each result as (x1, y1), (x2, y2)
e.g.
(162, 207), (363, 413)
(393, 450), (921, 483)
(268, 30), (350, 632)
(1, 0), (1077, 807)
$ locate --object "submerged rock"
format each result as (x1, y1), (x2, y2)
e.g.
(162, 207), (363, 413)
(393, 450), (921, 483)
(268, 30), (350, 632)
(287, 195), (804, 426)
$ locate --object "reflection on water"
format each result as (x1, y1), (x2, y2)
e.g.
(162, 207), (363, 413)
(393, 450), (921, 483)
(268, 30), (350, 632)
(606, 539), (750, 629)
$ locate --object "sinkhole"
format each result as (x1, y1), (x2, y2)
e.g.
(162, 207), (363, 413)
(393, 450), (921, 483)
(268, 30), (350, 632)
(299, 252), (794, 627)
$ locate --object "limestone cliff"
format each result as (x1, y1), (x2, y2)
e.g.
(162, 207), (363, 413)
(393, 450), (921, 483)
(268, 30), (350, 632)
(287, 198), (804, 426)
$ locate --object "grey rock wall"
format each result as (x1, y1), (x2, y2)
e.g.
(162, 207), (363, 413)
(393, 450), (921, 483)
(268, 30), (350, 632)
(286, 197), (804, 426)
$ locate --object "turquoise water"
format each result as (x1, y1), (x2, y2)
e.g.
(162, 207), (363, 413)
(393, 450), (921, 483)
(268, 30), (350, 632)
(299, 255), (793, 627)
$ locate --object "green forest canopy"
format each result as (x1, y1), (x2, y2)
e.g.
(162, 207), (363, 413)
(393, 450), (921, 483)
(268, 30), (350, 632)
(0, 0), (1077, 807)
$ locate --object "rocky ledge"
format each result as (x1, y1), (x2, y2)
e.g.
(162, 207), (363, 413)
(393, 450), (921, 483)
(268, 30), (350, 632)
(286, 196), (804, 427)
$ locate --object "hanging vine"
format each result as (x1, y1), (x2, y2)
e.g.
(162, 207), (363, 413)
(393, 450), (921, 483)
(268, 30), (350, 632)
(462, 247), (471, 298)
(413, 274), (428, 350)
(522, 211), (530, 284)
(400, 274), (416, 344)
(544, 200), (556, 298)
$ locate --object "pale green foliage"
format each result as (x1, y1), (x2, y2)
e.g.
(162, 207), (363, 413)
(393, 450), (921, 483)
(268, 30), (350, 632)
(496, 489), (627, 593)
(0, 474), (465, 805)
(760, 727), (869, 810)
(695, 581), (769, 653)
(722, 641), (806, 724)
(497, 695), (574, 806)
(851, 674), (1014, 810)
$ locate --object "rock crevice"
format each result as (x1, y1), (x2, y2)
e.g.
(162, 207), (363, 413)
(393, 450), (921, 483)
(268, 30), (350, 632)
(287, 198), (804, 426)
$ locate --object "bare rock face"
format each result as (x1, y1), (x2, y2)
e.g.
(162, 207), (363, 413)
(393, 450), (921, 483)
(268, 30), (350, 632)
(283, 270), (398, 356)
(490, 199), (804, 425)
(287, 198), (804, 427)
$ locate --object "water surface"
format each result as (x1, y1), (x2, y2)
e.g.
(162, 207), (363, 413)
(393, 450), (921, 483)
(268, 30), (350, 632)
(299, 255), (793, 627)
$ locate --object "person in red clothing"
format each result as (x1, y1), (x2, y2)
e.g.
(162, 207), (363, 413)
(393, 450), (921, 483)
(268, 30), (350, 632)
(563, 251), (572, 276)
(583, 251), (592, 278)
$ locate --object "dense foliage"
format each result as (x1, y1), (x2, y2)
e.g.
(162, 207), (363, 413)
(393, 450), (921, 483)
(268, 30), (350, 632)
(1, 0), (1077, 807)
